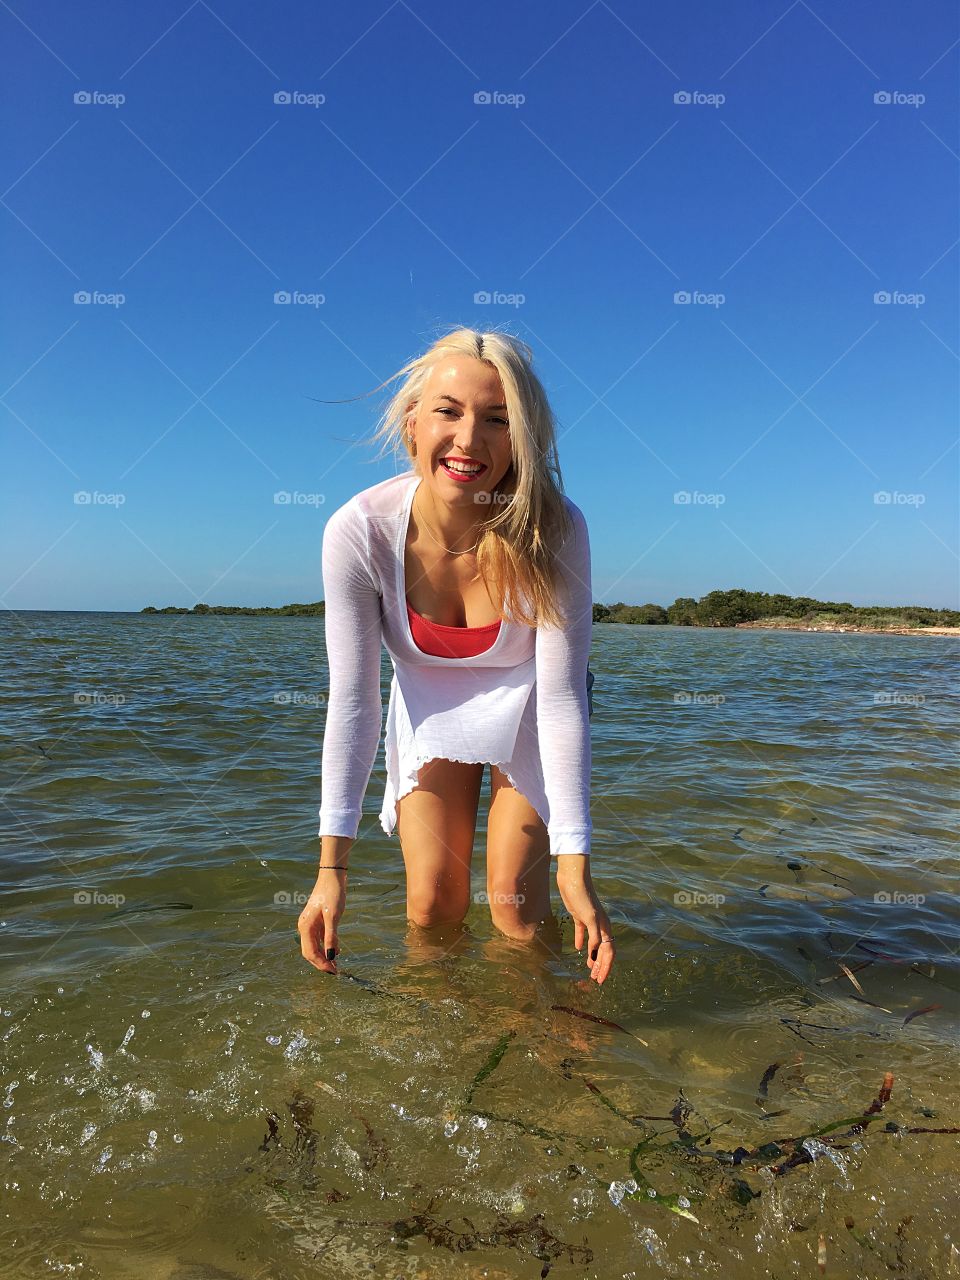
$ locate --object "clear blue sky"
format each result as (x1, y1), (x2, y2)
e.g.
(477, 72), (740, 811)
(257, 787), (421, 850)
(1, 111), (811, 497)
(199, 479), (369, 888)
(2, 0), (957, 612)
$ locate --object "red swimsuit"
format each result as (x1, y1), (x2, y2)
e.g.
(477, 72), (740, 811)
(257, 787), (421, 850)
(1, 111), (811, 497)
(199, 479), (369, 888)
(406, 600), (500, 658)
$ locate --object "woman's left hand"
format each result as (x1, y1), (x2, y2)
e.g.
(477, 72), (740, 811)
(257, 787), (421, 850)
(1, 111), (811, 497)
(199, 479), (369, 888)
(555, 857), (616, 985)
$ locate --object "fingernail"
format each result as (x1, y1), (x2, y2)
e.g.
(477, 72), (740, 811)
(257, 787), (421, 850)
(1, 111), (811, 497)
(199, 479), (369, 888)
(326, 947), (336, 961)
(590, 947), (598, 961)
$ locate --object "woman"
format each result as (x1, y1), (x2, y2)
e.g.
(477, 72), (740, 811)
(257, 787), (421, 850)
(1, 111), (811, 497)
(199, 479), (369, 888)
(299, 328), (616, 984)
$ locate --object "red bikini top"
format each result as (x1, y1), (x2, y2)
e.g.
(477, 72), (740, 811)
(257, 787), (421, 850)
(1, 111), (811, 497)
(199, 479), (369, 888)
(406, 600), (501, 658)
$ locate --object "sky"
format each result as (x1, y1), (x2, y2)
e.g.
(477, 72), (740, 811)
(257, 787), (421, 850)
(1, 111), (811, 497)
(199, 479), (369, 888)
(2, 0), (958, 612)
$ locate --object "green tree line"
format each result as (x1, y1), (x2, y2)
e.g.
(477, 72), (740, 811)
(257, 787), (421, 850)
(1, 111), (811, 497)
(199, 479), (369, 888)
(592, 589), (959, 629)
(141, 602), (326, 616)
(142, 589), (958, 628)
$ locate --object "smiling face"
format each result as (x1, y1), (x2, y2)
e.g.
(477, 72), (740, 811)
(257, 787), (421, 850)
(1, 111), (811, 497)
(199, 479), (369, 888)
(408, 356), (514, 506)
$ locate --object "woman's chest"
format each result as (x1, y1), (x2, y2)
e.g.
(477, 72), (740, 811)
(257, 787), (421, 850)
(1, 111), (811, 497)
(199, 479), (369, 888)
(403, 543), (501, 628)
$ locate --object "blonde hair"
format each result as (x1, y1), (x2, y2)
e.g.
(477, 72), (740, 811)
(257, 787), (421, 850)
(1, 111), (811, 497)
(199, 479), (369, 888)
(353, 327), (575, 629)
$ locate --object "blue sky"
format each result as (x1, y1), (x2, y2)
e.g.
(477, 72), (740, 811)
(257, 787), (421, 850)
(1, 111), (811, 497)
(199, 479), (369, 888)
(2, 0), (957, 612)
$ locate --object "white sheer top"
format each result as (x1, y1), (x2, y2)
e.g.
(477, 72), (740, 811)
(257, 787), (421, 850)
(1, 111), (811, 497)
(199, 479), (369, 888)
(317, 471), (593, 855)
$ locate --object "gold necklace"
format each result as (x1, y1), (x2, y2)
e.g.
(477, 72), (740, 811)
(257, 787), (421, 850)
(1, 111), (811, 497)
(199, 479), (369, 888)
(413, 491), (485, 557)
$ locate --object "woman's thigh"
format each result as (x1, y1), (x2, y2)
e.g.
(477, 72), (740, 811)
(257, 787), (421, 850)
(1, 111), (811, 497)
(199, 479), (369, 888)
(485, 765), (553, 935)
(396, 757), (485, 926)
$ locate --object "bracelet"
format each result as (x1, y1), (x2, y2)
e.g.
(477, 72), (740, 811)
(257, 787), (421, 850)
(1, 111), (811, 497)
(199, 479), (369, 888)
(318, 864), (349, 870)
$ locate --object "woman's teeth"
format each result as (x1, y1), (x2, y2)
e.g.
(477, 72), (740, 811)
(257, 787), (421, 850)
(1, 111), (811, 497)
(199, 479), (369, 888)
(440, 459), (485, 476)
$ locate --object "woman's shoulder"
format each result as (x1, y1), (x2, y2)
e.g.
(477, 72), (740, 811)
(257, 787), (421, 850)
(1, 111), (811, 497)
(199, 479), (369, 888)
(331, 472), (415, 523)
(325, 472), (415, 531)
(560, 492), (587, 523)
(557, 492), (589, 545)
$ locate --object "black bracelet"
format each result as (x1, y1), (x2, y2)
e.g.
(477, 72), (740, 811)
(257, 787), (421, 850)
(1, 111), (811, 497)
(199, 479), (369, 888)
(318, 864), (349, 870)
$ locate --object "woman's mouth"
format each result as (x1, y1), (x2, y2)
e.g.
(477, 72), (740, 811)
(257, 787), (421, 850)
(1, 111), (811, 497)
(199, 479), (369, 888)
(438, 457), (488, 483)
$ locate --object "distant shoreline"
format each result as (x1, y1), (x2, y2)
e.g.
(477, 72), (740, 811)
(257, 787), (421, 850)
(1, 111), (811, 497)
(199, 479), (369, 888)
(736, 620), (959, 637)
(132, 593), (960, 634)
(131, 606), (958, 636)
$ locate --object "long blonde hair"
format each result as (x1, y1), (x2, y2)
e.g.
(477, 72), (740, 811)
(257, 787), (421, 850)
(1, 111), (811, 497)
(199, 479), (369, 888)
(358, 327), (575, 629)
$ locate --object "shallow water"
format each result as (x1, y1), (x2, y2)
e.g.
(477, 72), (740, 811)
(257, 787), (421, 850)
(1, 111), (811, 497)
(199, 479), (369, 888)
(1, 612), (958, 1278)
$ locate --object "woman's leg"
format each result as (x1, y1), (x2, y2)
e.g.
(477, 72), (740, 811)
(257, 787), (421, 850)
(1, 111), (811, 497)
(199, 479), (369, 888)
(396, 757), (485, 927)
(485, 765), (555, 941)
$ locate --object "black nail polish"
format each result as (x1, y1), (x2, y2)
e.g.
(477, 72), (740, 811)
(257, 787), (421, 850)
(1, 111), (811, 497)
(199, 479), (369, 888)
(326, 947), (336, 961)
(590, 947), (598, 961)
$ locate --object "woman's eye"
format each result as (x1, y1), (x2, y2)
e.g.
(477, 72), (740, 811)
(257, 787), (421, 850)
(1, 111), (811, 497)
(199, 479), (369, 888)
(435, 407), (508, 425)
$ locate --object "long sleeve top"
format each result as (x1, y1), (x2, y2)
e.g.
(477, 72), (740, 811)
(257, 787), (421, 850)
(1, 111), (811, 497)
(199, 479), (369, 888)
(317, 471), (594, 855)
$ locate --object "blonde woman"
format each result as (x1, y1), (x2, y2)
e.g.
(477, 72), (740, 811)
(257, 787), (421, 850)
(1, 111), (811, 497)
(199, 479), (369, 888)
(299, 328), (615, 984)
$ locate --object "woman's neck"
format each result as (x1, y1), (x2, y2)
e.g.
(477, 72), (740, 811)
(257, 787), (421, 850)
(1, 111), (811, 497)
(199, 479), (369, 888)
(413, 477), (488, 551)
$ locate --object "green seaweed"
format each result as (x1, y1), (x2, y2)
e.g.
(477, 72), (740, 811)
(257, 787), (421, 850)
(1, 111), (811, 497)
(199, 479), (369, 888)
(582, 1077), (638, 1126)
(844, 1215), (878, 1253)
(624, 1138), (701, 1222)
(465, 1030), (516, 1106)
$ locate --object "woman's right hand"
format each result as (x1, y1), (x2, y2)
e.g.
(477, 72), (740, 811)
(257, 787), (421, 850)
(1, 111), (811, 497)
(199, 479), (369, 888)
(298, 868), (348, 973)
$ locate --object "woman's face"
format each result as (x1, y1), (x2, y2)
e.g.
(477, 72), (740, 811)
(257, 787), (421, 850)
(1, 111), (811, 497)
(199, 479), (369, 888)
(409, 356), (514, 507)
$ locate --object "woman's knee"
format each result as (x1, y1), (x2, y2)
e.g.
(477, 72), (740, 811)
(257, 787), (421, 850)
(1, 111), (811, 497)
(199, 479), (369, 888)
(406, 884), (470, 928)
(486, 877), (550, 939)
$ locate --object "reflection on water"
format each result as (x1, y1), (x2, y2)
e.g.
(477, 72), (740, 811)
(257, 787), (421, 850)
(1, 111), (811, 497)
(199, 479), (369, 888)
(1, 612), (958, 1278)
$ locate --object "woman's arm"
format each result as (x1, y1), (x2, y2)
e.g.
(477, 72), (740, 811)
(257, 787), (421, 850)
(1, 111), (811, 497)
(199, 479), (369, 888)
(536, 500), (616, 983)
(535, 498), (593, 857)
(317, 498), (384, 842)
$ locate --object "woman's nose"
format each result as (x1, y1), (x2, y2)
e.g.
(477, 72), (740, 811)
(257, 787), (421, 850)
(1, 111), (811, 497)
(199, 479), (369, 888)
(452, 422), (484, 449)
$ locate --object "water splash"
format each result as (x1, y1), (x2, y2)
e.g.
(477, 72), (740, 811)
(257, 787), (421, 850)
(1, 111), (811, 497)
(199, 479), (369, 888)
(283, 1030), (308, 1061)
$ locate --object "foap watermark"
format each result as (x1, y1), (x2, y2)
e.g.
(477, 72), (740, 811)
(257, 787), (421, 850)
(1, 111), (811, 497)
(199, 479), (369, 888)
(874, 890), (925, 906)
(873, 691), (925, 707)
(874, 90), (925, 108)
(674, 889), (726, 907)
(473, 491), (513, 505)
(674, 290), (725, 308)
(274, 490), (325, 506)
(874, 490), (925, 506)
(474, 890), (526, 906)
(75, 889), (126, 906)
(674, 490), (726, 506)
(274, 290), (325, 307)
(274, 890), (310, 907)
(474, 290), (525, 307)
(74, 90), (125, 108)
(74, 290), (125, 307)
(74, 490), (126, 506)
(674, 691), (726, 707)
(74, 691), (126, 706)
(272, 690), (326, 707)
(674, 90), (725, 108)
(274, 90), (325, 107)
(474, 90), (526, 108)
(874, 290), (925, 307)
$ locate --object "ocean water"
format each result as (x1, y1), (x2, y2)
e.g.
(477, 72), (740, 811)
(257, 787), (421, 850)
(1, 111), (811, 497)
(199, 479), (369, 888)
(1, 611), (958, 1279)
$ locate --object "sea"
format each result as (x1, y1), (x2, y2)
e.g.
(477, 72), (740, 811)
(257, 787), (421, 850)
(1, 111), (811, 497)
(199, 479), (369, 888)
(1, 610), (958, 1278)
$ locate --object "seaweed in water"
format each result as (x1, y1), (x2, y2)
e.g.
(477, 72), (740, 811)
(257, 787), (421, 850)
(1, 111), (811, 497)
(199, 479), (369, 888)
(464, 1030), (516, 1106)
(338, 1205), (592, 1276)
(584, 1067), (958, 1220)
(622, 1131), (702, 1223)
(257, 1086), (375, 1196)
(755, 1060), (782, 1110)
(551, 1003), (649, 1047)
(902, 1002), (942, 1025)
(670, 1089), (692, 1139)
(257, 1088), (320, 1190)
